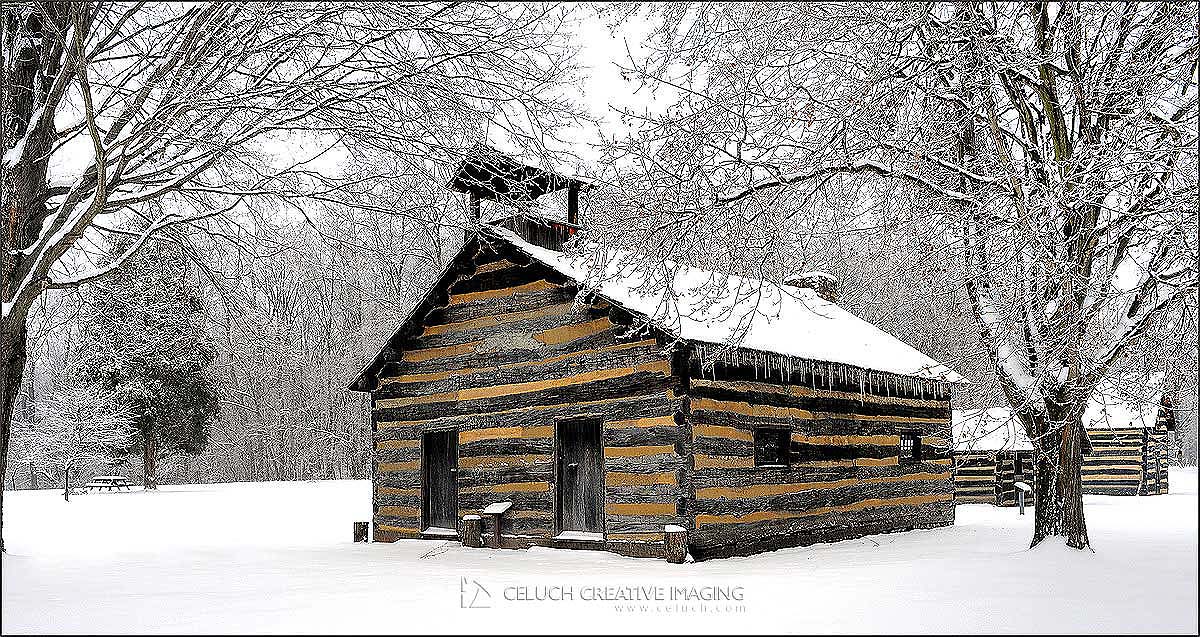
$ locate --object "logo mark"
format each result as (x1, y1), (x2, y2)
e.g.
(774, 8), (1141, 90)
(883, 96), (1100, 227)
(460, 577), (492, 609)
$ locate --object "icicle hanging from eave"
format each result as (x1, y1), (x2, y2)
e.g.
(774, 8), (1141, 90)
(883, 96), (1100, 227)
(689, 342), (952, 402)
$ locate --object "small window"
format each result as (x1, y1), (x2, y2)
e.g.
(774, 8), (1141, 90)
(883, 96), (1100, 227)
(1013, 454), (1023, 476)
(900, 432), (922, 464)
(754, 428), (790, 467)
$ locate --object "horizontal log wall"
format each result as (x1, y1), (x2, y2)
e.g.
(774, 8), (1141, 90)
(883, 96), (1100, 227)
(370, 241), (683, 548)
(1082, 428), (1146, 496)
(684, 375), (954, 559)
(953, 452), (998, 504)
(603, 409), (688, 547)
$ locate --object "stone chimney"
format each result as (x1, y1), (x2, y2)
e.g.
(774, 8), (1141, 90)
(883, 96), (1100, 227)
(784, 271), (839, 303)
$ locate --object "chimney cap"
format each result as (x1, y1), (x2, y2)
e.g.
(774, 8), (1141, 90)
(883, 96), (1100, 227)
(448, 144), (588, 202)
(784, 271), (839, 303)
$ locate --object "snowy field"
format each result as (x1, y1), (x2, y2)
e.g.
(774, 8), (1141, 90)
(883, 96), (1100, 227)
(3, 471), (1197, 634)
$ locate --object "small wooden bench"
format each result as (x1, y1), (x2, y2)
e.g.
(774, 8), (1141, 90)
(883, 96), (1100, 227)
(481, 501), (512, 548)
(83, 476), (134, 492)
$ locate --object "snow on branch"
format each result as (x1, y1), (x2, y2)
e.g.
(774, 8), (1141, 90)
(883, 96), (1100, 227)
(715, 159), (977, 207)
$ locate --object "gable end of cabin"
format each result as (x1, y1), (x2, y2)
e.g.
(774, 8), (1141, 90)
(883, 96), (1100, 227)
(366, 236), (690, 555)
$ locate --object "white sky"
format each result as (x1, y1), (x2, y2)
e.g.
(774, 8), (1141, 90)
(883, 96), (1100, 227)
(44, 10), (662, 222)
(556, 11), (660, 167)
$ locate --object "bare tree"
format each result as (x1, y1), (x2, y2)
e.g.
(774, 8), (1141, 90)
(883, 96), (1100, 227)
(15, 382), (133, 501)
(600, 1), (1197, 549)
(1, 1), (583, 549)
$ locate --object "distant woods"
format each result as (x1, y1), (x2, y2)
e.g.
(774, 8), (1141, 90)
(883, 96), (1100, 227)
(7, 212), (444, 490)
(1, 0), (585, 515)
(10, 241), (217, 490)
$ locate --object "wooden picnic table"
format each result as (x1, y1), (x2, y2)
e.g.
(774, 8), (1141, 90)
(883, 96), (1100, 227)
(83, 476), (134, 492)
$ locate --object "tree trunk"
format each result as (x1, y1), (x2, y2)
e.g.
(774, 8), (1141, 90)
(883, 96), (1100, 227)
(62, 467), (71, 502)
(3, 2), (67, 553)
(1, 319), (29, 551)
(25, 346), (39, 491)
(1030, 413), (1090, 550)
(142, 431), (158, 490)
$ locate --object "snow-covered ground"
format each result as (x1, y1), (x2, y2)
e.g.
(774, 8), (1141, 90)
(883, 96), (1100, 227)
(3, 471), (1197, 634)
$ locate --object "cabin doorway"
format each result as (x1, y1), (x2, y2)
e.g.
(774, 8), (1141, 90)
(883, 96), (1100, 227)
(422, 430), (458, 532)
(556, 418), (603, 536)
(1149, 451), (1163, 495)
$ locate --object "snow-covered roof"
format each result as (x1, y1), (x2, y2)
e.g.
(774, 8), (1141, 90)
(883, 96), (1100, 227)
(486, 225), (965, 383)
(1082, 378), (1165, 431)
(953, 380), (1167, 452)
(952, 409), (1034, 453)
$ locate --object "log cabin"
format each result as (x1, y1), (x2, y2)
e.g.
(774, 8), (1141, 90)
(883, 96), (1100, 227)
(350, 150), (966, 560)
(950, 410), (1037, 507)
(952, 384), (1177, 506)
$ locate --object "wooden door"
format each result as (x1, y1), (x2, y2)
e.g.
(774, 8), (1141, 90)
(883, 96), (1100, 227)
(556, 419), (603, 534)
(422, 430), (458, 530)
(1151, 447), (1163, 495)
